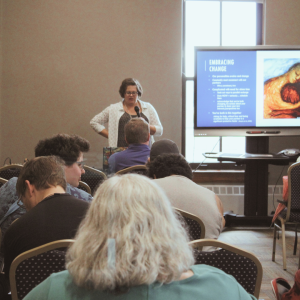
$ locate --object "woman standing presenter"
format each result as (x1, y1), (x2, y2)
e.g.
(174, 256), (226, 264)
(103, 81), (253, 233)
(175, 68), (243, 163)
(90, 78), (163, 147)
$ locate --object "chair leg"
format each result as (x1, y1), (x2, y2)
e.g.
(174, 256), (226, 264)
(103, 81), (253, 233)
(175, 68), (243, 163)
(293, 224), (298, 255)
(281, 222), (287, 271)
(272, 224), (277, 262)
(298, 245), (300, 270)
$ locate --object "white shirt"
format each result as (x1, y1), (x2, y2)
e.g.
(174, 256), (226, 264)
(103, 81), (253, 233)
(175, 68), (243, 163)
(90, 99), (163, 147)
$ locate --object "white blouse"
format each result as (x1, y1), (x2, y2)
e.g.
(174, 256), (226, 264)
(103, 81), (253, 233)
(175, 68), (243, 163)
(90, 100), (163, 147)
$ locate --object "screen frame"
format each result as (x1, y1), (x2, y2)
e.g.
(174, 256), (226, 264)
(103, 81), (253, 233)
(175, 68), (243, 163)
(194, 45), (300, 137)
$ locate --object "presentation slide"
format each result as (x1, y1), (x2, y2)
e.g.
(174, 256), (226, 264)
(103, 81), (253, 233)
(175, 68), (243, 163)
(196, 50), (300, 128)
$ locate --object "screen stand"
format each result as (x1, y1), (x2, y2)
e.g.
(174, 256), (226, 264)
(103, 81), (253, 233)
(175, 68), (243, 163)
(244, 136), (270, 219)
(225, 136), (273, 226)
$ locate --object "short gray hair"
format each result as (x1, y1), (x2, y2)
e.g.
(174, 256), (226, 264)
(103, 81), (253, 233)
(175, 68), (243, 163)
(66, 174), (194, 291)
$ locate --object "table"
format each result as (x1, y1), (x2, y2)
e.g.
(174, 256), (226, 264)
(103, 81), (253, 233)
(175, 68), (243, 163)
(204, 152), (294, 226)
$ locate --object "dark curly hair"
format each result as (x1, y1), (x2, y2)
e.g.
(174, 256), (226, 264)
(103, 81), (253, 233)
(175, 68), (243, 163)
(119, 78), (143, 98)
(35, 134), (90, 166)
(147, 154), (193, 180)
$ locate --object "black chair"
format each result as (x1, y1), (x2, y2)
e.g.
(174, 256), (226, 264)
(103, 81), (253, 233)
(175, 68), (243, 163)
(190, 239), (263, 299)
(81, 166), (107, 196)
(115, 165), (148, 176)
(174, 208), (205, 243)
(0, 164), (23, 180)
(272, 161), (300, 270)
(10, 239), (74, 300)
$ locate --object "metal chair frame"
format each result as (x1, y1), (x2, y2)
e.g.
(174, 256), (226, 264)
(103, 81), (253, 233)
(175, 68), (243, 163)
(272, 161), (300, 270)
(174, 208), (205, 245)
(10, 239), (74, 300)
(78, 180), (92, 195)
(81, 165), (107, 195)
(115, 165), (147, 175)
(0, 177), (8, 187)
(0, 164), (23, 180)
(189, 239), (263, 299)
(83, 165), (107, 180)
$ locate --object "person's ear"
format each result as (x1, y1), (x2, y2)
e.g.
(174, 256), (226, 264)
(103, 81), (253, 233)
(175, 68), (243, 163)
(153, 174), (157, 179)
(147, 132), (150, 142)
(147, 157), (150, 163)
(25, 180), (35, 198)
(125, 136), (128, 144)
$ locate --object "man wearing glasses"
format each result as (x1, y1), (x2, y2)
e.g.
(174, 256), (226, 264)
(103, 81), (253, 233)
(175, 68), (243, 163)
(34, 133), (91, 196)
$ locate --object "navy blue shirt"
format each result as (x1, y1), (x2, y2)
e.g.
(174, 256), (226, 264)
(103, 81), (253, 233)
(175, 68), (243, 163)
(108, 144), (150, 173)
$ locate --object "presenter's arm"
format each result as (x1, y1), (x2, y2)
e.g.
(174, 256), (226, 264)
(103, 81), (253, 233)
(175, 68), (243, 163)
(149, 125), (156, 135)
(147, 103), (163, 136)
(90, 106), (109, 139)
(99, 129), (109, 138)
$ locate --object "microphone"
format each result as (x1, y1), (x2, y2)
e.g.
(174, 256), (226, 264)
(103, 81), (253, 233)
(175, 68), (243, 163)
(134, 106), (141, 117)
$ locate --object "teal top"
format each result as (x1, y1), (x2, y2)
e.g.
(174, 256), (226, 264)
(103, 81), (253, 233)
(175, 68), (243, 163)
(24, 264), (257, 300)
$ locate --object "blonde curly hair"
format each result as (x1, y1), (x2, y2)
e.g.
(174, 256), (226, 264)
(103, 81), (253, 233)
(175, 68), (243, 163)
(66, 174), (194, 291)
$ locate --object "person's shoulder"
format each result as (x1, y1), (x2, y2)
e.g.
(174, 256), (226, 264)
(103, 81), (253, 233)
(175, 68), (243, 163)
(109, 101), (123, 109)
(172, 176), (215, 194)
(139, 99), (151, 107)
(3, 209), (27, 238)
(23, 270), (72, 300)
(156, 175), (190, 185)
(65, 185), (92, 203)
(0, 177), (19, 214)
(0, 177), (18, 194)
(109, 150), (123, 159)
(191, 264), (225, 275)
(110, 148), (128, 160)
(190, 265), (255, 299)
(48, 270), (71, 281)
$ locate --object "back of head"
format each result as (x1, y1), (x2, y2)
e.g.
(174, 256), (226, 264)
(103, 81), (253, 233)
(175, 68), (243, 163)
(34, 134), (90, 166)
(66, 174), (194, 291)
(150, 139), (179, 161)
(16, 156), (67, 198)
(125, 118), (149, 144)
(148, 153), (193, 180)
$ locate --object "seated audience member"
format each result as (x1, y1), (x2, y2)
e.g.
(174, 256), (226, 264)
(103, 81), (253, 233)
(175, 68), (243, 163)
(24, 174), (256, 300)
(2, 156), (89, 289)
(149, 138), (180, 161)
(34, 133), (91, 197)
(108, 118), (150, 173)
(0, 134), (92, 265)
(148, 154), (225, 246)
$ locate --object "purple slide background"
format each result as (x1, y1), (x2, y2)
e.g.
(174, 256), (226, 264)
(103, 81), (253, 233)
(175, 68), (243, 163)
(196, 51), (257, 128)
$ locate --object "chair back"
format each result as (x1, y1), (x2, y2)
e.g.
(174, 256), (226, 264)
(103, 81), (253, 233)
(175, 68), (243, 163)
(81, 165), (107, 195)
(0, 177), (8, 188)
(10, 239), (74, 300)
(0, 164), (23, 180)
(189, 239), (262, 299)
(78, 181), (92, 195)
(286, 162), (300, 221)
(115, 165), (147, 175)
(174, 208), (205, 242)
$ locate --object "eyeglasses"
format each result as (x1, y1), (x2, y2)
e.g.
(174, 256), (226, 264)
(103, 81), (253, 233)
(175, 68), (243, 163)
(75, 161), (85, 169)
(125, 91), (138, 95)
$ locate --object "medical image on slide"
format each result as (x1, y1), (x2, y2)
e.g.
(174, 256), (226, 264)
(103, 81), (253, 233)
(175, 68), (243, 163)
(264, 59), (300, 119)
